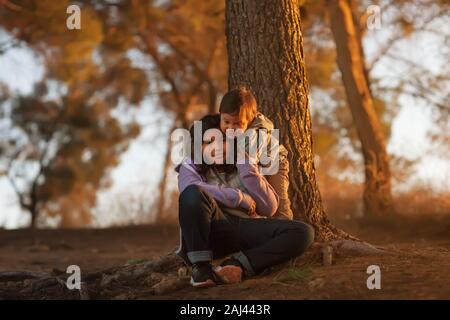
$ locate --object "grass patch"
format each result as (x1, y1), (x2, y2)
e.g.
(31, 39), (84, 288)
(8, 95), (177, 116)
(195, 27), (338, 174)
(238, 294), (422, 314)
(273, 265), (312, 284)
(126, 258), (149, 265)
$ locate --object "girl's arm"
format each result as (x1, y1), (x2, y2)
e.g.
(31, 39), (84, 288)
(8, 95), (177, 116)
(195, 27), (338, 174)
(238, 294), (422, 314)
(236, 162), (279, 217)
(178, 164), (255, 211)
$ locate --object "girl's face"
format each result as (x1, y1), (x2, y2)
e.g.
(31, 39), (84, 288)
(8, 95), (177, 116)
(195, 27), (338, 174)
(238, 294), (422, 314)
(202, 135), (229, 165)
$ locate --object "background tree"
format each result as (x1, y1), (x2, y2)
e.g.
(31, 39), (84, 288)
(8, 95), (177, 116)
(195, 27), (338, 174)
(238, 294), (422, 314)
(327, 0), (393, 216)
(299, 0), (449, 216)
(129, 0), (228, 220)
(0, 0), (145, 227)
(0, 0), (228, 224)
(75, 0), (229, 221)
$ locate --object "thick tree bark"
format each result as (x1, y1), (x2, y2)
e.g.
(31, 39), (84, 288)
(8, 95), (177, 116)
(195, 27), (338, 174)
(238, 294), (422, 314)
(226, 0), (352, 240)
(328, 0), (393, 216)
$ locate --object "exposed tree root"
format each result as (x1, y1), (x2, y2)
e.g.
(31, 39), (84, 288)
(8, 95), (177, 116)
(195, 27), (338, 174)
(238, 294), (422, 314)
(309, 239), (392, 268)
(328, 239), (392, 256)
(0, 252), (187, 300)
(0, 271), (50, 281)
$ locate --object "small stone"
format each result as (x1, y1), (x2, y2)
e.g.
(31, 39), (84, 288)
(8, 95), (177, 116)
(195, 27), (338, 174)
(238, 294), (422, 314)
(27, 244), (50, 252)
(100, 273), (120, 287)
(150, 272), (165, 282)
(177, 266), (189, 277)
(152, 276), (190, 295)
(307, 277), (325, 290)
(23, 279), (32, 286)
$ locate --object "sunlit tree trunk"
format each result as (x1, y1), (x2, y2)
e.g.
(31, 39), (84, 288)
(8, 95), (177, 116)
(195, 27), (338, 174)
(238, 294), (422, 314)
(328, 0), (393, 216)
(207, 81), (218, 114)
(154, 114), (189, 222)
(28, 207), (37, 229)
(155, 124), (176, 222)
(226, 0), (352, 240)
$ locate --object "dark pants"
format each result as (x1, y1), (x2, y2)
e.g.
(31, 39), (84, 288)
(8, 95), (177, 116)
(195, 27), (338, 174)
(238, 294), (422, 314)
(177, 185), (315, 276)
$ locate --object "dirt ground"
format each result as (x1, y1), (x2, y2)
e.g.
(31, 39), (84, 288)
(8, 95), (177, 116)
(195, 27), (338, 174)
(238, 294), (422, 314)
(1, 213), (449, 300)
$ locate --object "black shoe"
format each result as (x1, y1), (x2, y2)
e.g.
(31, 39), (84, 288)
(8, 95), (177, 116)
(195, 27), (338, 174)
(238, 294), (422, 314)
(190, 262), (219, 288)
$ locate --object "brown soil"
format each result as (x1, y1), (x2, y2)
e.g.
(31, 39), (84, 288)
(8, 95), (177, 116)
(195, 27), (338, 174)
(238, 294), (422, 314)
(1, 214), (449, 299)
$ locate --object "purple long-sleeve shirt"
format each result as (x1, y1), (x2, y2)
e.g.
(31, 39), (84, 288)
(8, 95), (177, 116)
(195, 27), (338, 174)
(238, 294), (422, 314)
(174, 157), (279, 264)
(176, 157), (279, 217)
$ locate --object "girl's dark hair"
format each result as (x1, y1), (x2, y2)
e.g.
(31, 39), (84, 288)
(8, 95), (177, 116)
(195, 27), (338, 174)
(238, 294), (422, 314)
(189, 114), (220, 140)
(189, 114), (235, 175)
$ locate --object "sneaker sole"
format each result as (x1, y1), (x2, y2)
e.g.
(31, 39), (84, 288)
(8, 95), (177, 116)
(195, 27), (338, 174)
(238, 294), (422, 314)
(190, 277), (216, 289)
(214, 265), (242, 284)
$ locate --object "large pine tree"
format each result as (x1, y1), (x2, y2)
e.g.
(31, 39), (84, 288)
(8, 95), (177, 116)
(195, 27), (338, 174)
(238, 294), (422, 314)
(225, 0), (352, 240)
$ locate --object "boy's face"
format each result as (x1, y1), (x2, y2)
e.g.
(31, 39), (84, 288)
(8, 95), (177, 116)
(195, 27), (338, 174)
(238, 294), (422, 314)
(220, 112), (249, 136)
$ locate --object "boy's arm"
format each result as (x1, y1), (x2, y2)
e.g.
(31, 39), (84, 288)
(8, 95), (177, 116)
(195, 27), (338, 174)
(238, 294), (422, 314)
(236, 162), (279, 217)
(247, 112), (274, 157)
(178, 164), (255, 211)
(237, 127), (278, 167)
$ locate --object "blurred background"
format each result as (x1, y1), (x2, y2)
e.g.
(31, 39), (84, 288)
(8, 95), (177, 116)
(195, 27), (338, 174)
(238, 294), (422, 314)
(0, 0), (449, 229)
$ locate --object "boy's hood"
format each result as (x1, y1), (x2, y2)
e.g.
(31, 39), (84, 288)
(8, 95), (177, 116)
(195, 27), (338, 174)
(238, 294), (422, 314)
(251, 112), (274, 131)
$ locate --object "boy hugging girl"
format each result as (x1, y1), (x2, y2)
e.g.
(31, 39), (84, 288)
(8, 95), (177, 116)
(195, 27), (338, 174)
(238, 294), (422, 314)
(176, 86), (313, 288)
(213, 86), (293, 221)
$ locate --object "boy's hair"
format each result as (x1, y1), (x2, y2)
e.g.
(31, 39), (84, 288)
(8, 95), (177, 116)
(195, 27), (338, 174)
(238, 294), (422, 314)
(219, 87), (257, 124)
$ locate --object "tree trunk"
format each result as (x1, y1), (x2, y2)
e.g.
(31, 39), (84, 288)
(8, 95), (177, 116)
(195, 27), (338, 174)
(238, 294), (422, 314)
(328, 0), (393, 216)
(155, 114), (189, 222)
(27, 191), (38, 229)
(154, 129), (175, 222)
(29, 208), (37, 229)
(207, 81), (218, 114)
(225, 0), (352, 240)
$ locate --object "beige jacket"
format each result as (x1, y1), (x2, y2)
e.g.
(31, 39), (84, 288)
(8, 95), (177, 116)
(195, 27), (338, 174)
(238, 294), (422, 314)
(249, 113), (293, 220)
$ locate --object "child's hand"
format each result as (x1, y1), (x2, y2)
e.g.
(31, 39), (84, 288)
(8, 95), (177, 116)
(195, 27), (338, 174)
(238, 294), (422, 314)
(241, 192), (257, 216)
(247, 198), (257, 216)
